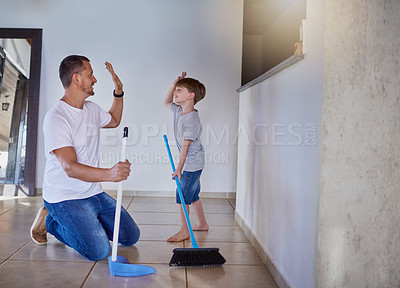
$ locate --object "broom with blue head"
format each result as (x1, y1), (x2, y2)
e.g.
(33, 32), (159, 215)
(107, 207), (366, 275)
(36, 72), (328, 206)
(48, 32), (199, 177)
(163, 135), (226, 267)
(108, 127), (157, 277)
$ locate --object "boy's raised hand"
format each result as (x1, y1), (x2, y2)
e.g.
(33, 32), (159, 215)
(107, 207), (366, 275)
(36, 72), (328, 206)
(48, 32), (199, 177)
(164, 72), (187, 109)
(105, 62), (123, 94)
(174, 72), (187, 84)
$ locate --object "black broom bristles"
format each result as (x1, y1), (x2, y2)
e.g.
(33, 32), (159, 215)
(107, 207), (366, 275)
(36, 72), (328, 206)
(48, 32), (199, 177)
(169, 247), (226, 267)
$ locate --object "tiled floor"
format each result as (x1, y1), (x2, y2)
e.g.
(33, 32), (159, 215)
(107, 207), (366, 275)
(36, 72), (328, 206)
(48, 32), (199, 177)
(0, 195), (278, 288)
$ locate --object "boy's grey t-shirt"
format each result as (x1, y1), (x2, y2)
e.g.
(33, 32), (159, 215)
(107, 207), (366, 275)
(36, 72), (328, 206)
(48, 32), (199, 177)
(170, 102), (205, 172)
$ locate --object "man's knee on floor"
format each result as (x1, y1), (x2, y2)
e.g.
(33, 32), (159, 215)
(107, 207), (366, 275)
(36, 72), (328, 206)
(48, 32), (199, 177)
(84, 241), (111, 261)
(120, 227), (140, 246)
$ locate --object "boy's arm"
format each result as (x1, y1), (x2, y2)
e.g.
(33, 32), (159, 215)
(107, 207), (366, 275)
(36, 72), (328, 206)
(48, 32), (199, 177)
(164, 72), (187, 110)
(104, 62), (124, 128)
(172, 139), (192, 180)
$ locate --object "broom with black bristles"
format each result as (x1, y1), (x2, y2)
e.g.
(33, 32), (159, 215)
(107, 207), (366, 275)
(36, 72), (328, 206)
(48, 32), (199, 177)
(163, 135), (226, 267)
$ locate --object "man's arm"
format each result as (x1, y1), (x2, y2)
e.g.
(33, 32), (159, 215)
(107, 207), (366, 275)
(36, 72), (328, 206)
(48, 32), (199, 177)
(172, 139), (192, 180)
(53, 146), (131, 182)
(105, 97), (123, 128)
(164, 72), (187, 110)
(104, 62), (124, 128)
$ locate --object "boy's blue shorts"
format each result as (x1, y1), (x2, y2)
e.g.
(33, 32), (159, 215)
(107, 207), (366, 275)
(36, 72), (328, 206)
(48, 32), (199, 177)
(176, 170), (202, 205)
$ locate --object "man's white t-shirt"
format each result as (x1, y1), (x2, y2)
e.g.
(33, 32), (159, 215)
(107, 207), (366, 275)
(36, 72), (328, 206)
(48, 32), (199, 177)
(42, 100), (111, 203)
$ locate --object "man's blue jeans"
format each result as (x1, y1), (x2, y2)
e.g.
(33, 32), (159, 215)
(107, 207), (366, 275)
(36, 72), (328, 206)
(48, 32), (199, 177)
(44, 192), (140, 261)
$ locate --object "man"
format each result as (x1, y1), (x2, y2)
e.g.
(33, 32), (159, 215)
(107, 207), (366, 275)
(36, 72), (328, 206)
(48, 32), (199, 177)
(30, 55), (139, 261)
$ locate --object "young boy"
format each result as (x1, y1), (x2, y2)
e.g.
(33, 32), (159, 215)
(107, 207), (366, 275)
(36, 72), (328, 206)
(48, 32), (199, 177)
(163, 72), (209, 242)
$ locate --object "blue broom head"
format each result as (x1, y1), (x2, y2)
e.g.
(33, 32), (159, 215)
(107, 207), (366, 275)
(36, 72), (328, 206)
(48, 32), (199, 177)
(108, 256), (157, 277)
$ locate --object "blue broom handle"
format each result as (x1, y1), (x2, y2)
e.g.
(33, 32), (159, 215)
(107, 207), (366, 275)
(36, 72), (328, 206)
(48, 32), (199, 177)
(163, 135), (199, 248)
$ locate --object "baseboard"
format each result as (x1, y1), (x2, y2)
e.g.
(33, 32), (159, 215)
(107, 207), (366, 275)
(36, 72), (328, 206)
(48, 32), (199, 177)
(35, 188), (42, 195)
(103, 189), (236, 199)
(235, 212), (293, 288)
(34, 188), (235, 199)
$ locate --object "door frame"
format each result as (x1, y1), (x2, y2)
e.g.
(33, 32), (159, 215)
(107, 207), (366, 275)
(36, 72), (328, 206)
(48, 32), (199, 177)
(0, 28), (42, 196)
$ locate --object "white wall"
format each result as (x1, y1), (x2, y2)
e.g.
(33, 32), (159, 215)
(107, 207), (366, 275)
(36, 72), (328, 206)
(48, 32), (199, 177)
(236, 0), (325, 287)
(317, 0), (400, 286)
(0, 0), (243, 195)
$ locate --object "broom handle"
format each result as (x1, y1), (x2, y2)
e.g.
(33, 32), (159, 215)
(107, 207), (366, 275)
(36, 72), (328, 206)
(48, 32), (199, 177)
(111, 127), (129, 262)
(163, 135), (199, 248)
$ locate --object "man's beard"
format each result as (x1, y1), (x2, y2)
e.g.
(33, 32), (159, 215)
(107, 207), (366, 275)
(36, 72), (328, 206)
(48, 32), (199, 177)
(81, 84), (95, 96)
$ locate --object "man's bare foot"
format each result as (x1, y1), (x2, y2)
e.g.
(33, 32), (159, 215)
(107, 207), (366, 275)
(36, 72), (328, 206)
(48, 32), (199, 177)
(193, 224), (209, 231)
(167, 231), (190, 242)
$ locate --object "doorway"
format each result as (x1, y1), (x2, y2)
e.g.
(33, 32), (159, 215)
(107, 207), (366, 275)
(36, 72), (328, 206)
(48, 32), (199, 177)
(0, 28), (42, 197)
(0, 40), (30, 196)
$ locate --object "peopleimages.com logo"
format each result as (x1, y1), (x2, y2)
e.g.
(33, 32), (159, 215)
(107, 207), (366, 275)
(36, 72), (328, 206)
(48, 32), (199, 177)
(98, 122), (317, 165)
(100, 151), (229, 165)
(99, 122), (318, 147)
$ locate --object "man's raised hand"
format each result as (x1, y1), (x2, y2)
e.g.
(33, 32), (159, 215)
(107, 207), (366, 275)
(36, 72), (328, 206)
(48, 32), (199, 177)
(105, 62), (123, 94)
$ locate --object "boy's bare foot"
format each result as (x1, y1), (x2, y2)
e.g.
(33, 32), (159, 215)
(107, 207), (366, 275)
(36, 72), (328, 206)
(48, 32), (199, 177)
(167, 231), (190, 242)
(193, 224), (209, 231)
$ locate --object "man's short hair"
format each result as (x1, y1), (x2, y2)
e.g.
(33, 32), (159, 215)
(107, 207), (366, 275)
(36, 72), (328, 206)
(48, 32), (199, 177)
(59, 55), (90, 88)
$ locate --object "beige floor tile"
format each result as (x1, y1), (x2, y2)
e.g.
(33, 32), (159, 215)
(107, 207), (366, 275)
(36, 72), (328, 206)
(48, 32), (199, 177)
(130, 211), (238, 226)
(138, 225), (180, 241)
(129, 201), (235, 214)
(184, 226), (249, 244)
(227, 198), (236, 207)
(131, 196), (176, 203)
(130, 212), (180, 225)
(193, 242), (263, 266)
(0, 196), (275, 288)
(0, 208), (10, 214)
(138, 224), (246, 243)
(0, 204), (41, 220)
(98, 241), (183, 265)
(110, 195), (134, 208)
(120, 203), (133, 210)
(0, 259), (94, 288)
(138, 224), (248, 245)
(25, 197), (46, 205)
(84, 263), (186, 288)
(0, 199), (20, 214)
(0, 197), (45, 212)
(0, 218), (32, 237)
(128, 202), (178, 213)
(132, 196), (232, 205)
(202, 203), (234, 214)
(0, 236), (31, 259)
(0, 196), (29, 202)
(196, 198), (232, 205)
(21, 199), (45, 209)
(200, 213), (238, 226)
(11, 237), (91, 262)
(187, 265), (278, 288)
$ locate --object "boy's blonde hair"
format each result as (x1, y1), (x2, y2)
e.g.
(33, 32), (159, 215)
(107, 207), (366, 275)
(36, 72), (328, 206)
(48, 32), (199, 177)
(176, 78), (206, 105)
